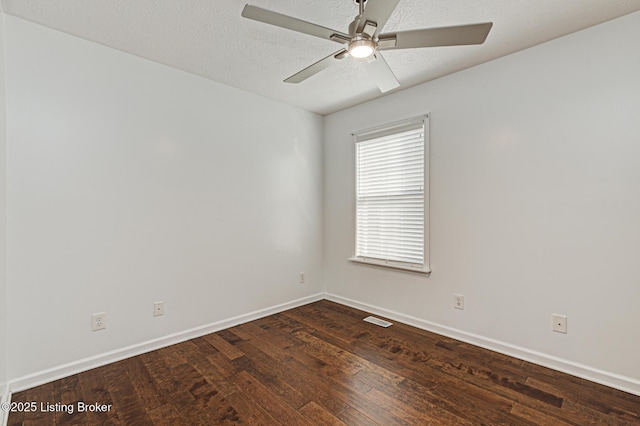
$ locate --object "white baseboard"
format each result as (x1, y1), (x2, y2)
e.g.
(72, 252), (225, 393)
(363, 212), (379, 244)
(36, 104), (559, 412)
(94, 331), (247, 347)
(8, 293), (324, 394)
(5, 291), (640, 410)
(1, 382), (11, 426)
(325, 293), (640, 397)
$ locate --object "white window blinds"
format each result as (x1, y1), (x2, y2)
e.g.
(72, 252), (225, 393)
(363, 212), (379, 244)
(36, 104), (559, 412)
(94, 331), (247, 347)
(353, 116), (429, 272)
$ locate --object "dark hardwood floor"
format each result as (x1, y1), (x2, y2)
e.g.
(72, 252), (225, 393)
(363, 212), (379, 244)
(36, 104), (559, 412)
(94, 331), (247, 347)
(7, 300), (640, 425)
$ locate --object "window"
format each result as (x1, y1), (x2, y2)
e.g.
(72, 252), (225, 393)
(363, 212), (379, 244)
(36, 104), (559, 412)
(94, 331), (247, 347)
(350, 115), (430, 274)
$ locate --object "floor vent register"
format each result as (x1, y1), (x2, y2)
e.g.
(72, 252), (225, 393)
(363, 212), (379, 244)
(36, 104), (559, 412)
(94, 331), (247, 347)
(363, 316), (393, 328)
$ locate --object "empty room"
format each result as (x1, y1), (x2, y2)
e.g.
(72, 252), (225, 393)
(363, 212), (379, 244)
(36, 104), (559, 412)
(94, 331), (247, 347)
(1, 0), (639, 424)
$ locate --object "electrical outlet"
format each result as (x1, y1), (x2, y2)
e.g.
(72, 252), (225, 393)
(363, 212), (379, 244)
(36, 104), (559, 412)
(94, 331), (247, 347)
(299, 272), (305, 284)
(154, 301), (165, 317)
(552, 314), (567, 333)
(453, 294), (464, 310)
(92, 312), (106, 331)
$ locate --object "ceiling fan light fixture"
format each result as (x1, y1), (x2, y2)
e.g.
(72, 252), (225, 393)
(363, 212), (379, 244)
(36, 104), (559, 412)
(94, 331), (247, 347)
(348, 38), (375, 59)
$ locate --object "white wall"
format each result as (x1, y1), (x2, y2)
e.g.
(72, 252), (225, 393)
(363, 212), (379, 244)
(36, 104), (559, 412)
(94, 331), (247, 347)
(4, 15), (324, 380)
(0, 12), (7, 388)
(324, 11), (640, 390)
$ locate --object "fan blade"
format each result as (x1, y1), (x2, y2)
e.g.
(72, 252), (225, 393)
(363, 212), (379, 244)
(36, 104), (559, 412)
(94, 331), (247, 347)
(242, 5), (350, 44)
(363, 53), (400, 93)
(379, 22), (493, 50)
(358, 0), (401, 36)
(284, 49), (348, 84)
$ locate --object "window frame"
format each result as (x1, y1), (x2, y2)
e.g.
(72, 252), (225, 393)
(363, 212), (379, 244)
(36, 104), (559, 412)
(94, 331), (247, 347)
(349, 114), (431, 275)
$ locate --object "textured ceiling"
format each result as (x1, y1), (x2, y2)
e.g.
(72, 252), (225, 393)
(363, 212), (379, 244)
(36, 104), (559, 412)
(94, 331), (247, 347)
(2, 0), (640, 115)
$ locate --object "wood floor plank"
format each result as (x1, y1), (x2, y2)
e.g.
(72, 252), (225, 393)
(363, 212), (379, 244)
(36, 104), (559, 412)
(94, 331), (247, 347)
(8, 300), (640, 425)
(224, 389), (280, 425)
(54, 375), (88, 425)
(230, 371), (315, 426)
(308, 301), (531, 383)
(228, 327), (349, 416)
(512, 391), (640, 426)
(76, 368), (121, 425)
(392, 373), (516, 426)
(157, 367), (246, 426)
(337, 406), (381, 426)
(281, 308), (359, 346)
(293, 300), (533, 404)
(249, 317), (374, 396)
(525, 375), (640, 421)
(172, 340), (237, 398)
(146, 403), (188, 425)
(232, 325), (362, 410)
(364, 387), (437, 425)
(299, 401), (347, 425)
(289, 305), (537, 424)
(236, 319), (410, 425)
(167, 355), (236, 423)
(293, 330), (405, 387)
(235, 325), (409, 426)
(203, 333), (245, 361)
(320, 327), (442, 391)
(511, 402), (574, 426)
(204, 350), (241, 378)
(239, 319), (370, 395)
(126, 356), (166, 412)
(101, 361), (154, 426)
(230, 343), (309, 410)
(225, 325), (253, 341)
(423, 351), (565, 409)
(139, 350), (183, 396)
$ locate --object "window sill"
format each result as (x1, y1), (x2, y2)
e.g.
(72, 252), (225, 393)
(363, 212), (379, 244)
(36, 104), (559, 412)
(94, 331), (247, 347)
(348, 257), (431, 275)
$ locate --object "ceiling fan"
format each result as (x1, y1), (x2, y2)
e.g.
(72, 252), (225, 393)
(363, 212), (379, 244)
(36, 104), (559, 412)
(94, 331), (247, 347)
(241, 0), (493, 93)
